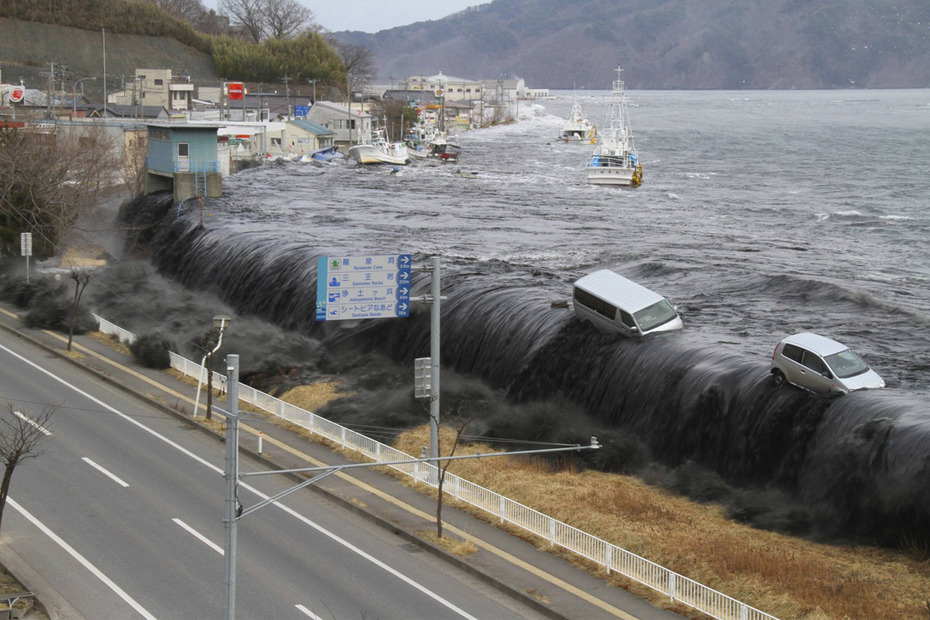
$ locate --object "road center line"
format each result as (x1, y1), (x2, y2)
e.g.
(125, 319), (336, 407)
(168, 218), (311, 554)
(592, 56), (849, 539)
(172, 518), (223, 555)
(82, 457), (130, 488)
(8, 497), (157, 620)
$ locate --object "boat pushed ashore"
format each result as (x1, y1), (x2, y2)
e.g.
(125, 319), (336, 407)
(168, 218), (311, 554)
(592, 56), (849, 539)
(349, 128), (409, 165)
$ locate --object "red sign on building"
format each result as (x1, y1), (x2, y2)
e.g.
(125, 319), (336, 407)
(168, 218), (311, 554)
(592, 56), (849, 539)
(227, 82), (244, 100)
(9, 87), (24, 103)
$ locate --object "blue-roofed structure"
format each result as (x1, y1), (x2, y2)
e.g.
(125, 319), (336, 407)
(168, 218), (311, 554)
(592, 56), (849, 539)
(145, 122), (223, 202)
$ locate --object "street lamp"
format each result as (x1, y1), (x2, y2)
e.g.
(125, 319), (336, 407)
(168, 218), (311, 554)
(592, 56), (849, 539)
(194, 314), (232, 420)
(72, 76), (96, 119)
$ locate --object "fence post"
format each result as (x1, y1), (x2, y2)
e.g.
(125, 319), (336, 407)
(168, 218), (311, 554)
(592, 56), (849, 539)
(669, 573), (676, 602)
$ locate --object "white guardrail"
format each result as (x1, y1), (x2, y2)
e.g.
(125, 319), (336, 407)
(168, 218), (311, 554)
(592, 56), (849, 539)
(94, 315), (778, 620)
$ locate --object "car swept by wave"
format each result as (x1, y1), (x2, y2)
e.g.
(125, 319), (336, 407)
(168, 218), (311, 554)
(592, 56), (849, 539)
(770, 332), (885, 395)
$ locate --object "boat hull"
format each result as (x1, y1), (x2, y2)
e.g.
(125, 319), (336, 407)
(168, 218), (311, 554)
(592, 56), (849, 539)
(585, 165), (636, 186)
(348, 144), (409, 165)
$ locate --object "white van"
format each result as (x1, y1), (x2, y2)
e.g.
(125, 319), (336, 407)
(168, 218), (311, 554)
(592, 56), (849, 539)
(572, 269), (683, 337)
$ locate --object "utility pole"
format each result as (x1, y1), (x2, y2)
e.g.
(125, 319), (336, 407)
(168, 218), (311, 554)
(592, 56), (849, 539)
(216, 348), (600, 620)
(283, 75), (291, 120)
(428, 257), (441, 458)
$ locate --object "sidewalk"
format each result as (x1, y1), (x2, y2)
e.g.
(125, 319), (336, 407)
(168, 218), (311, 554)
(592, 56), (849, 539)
(0, 304), (684, 620)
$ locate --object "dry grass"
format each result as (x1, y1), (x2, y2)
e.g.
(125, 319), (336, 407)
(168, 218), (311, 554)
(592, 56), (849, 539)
(417, 530), (479, 557)
(90, 331), (132, 356)
(279, 383), (351, 412)
(393, 426), (930, 620)
(73, 333), (930, 618)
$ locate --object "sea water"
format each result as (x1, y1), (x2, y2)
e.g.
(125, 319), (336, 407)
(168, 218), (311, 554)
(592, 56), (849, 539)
(111, 89), (930, 544)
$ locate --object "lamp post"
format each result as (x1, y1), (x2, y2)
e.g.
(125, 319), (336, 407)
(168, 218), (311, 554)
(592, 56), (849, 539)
(72, 76), (96, 119)
(194, 314), (232, 419)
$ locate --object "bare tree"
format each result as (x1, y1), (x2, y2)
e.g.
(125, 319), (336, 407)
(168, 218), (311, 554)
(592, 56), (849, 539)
(220, 0), (266, 42)
(120, 129), (149, 199)
(145, 0), (203, 23)
(67, 268), (92, 352)
(264, 0), (313, 39)
(0, 404), (54, 535)
(0, 125), (121, 256)
(435, 414), (469, 540)
(330, 40), (375, 85)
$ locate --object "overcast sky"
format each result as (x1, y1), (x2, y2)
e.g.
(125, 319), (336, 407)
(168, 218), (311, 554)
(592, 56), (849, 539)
(306, 1), (485, 33)
(202, 1), (488, 34)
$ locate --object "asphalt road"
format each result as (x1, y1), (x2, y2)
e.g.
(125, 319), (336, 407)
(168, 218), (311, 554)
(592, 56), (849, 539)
(0, 330), (552, 619)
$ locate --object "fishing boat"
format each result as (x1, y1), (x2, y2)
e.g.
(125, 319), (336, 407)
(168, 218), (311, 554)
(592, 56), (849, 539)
(349, 127), (409, 165)
(585, 67), (643, 187)
(561, 99), (597, 142)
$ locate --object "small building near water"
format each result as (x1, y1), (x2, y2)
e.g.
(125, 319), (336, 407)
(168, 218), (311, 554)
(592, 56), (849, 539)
(145, 123), (223, 202)
(306, 101), (371, 151)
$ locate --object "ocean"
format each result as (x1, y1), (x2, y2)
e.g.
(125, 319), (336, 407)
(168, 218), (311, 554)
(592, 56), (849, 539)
(108, 89), (930, 546)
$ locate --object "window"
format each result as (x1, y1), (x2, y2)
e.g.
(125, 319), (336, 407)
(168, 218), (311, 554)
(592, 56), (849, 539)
(573, 288), (617, 320)
(782, 344), (804, 364)
(177, 143), (189, 157)
(619, 310), (635, 328)
(154, 79), (163, 86)
(825, 350), (869, 378)
(802, 352), (828, 374)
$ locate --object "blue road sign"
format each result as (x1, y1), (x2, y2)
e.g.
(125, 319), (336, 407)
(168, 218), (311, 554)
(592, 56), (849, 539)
(316, 254), (412, 321)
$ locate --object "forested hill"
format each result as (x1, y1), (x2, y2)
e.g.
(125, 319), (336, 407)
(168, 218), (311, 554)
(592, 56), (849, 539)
(333, 0), (930, 89)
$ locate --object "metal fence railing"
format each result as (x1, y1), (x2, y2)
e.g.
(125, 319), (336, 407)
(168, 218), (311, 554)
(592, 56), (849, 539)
(94, 315), (778, 620)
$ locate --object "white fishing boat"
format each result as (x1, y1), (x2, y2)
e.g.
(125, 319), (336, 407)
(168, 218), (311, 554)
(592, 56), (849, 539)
(406, 120), (461, 162)
(585, 67), (643, 187)
(349, 128), (409, 165)
(561, 99), (597, 142)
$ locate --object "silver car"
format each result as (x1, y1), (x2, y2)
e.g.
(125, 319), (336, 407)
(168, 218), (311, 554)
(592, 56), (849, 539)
(770, 332), (885, 395)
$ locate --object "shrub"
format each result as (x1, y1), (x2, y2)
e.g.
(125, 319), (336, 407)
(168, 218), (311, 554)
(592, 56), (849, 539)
(130, 332), (175, 369)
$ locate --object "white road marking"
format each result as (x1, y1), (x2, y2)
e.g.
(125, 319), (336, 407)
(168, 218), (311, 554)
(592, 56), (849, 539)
(2, 342), (480, 620)
(82, 457), (130, 487)
(172, 518), (224, 555)
(13, 410), (51, 435)
(295, 604), (324, 619)
(8, 497), (157, 620)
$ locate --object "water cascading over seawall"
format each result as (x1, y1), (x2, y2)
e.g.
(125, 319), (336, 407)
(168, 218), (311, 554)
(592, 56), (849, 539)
(119, 193), (930, 547)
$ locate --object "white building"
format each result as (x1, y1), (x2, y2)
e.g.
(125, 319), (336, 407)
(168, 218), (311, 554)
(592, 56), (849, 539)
(402, 72), (484, 103)
(108, 69), (195, 111)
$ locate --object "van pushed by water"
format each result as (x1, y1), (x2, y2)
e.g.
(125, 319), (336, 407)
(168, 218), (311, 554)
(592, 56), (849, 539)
(572, 269), (683, 337)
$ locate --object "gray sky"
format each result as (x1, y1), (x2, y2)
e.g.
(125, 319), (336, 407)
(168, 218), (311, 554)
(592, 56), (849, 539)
(202, 1), (488, 34)
(305, 1), (485, 33)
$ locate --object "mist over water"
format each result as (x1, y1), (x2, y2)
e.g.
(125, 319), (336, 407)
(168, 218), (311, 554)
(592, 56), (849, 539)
(108, 90), (930, 547)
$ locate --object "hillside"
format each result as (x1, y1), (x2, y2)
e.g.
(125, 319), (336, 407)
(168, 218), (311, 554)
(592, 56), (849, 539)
(334, 0), (930, 89)
(0, 18), (219, 97)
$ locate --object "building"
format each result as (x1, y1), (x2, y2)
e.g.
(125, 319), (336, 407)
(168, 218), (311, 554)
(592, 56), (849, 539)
(402, 73), (483, 103)
(108, 69), (195, 112)
(306, 101), (372, 151)
(277, 119), (335, 158)
(144, 123), (223, 202)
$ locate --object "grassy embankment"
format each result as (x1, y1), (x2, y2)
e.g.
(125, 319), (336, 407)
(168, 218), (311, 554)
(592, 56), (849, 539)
(280, 386), (930, 620)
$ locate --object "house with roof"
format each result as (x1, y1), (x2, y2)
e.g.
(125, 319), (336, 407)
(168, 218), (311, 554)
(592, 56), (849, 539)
(272, 118), (336, 158)
(145, 122), (223, 202)
(306, 101), (371, 151)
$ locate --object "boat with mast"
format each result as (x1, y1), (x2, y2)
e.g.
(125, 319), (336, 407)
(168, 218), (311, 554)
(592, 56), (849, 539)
(585, 67), (642, 187)
(349, 117), (409, 165)
(561, 98), (596, 142)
